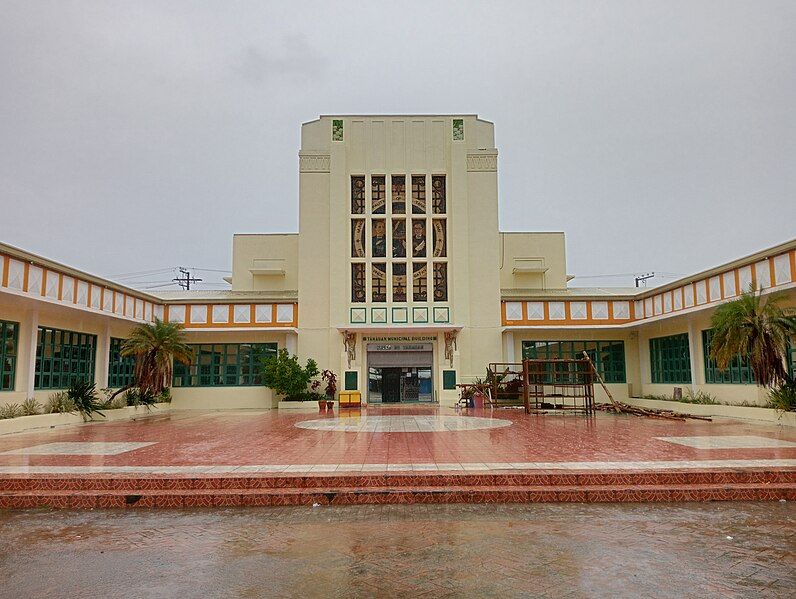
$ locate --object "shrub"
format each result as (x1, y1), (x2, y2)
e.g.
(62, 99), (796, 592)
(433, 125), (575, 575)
(260, 349), (319, 401)
(67, 380), (105, 421)
(768, 381), (796, 413)
(0, 403), (22, 419)
(681, 389), (718, 405)
(21, 398), (41, 416)
(158, 388), (172, 403)
(46, 392), (75, 414)
(125, 387), (158, 407)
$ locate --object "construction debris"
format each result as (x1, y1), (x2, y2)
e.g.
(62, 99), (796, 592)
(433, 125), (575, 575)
(582, 352), (712, 422)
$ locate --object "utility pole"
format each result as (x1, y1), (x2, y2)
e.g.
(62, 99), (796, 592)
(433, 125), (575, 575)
(172, 267), (202, 290)
(635, 272), (655, 287)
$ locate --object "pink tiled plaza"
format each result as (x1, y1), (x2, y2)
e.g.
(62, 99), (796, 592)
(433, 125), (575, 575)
(1, 406), (795, 509)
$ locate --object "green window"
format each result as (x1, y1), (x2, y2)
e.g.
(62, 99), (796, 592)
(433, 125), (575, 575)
(521, 340), (626, 383)
(650, 333), (691, 384)
(344, 371), (358, 391)
(0, 320), (19, 391)
(702, 329), (754, 384)
(443, 370), (457, 390)
(108, 337), (136, 388)
(173, 343), (277, 387)
(35, 327), (97, 390)
(788, 342), (795, 380)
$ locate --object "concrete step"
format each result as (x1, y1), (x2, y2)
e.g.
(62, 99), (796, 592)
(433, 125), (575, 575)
(1, 469), (794, 492)
(1, 482), (794, 509)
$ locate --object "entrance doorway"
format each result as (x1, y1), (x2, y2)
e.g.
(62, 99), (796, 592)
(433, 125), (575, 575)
(368, 366), (433, 403)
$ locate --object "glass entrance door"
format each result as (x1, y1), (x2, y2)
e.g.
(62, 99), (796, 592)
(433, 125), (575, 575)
(368, 366), (433, 403)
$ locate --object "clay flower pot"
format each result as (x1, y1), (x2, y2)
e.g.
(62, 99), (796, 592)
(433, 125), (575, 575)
(318, 400), (326, 411)
(326, 400), (334, 410)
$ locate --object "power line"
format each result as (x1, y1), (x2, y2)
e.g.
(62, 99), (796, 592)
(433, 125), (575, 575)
(172, 267), (202, 291)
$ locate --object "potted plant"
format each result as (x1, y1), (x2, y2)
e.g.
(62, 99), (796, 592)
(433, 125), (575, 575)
(322, 370), (337, 410)
(310, 380), (325, 411)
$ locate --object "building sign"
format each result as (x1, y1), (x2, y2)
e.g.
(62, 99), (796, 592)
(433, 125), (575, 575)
(363, 336), (436, 343)
(369, 344), (433, 352)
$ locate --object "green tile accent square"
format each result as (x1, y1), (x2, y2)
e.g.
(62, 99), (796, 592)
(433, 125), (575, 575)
(344, 371), (358, 391)
(392, 307), (408, 323)
(332, 119), (344, 142)
(452, 119), (464, 141)
(350, 307), (366, 324)
(371, 308), (387, 323)
(443, 370), (457, 390)
(412, 307), (429, 323)
(433, 307), (450, 323)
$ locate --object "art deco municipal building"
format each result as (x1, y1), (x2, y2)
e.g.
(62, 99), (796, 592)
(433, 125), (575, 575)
(0, 115), (794, 409)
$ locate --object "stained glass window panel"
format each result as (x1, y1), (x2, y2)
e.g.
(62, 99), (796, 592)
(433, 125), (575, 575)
(391, 175), (406, 214)
(371, 176), (386, 214)
(392, 220), (406, 258)
(393, 263), (407, 302)
(351, 219), (366, 258)
(351, 176), (365, 214)
(433, 263), (448, 302)
(432, 219), (446, 257)
(411, 219), (426, 258)
(413, 263), (428, 302)
(372, 264), (387, 302)
(372, 220), (387, 257)
(411, 175), (426, 214)
(432, 176), (446, 214)
(351, 263), (366, 303)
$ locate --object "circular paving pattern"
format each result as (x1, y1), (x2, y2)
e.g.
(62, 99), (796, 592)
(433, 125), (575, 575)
(295, 415), (512, 433)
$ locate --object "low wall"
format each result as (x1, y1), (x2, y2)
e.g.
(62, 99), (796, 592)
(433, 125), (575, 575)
(639, 384), (769, 406)
(170, 386), (276, 410)
(0, 403), (171, 436)
(624, 397), (796, 426)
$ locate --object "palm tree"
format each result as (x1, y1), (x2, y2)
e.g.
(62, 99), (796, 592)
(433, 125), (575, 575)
(709, 286), (796, 387)
(121, 319), (193, 395)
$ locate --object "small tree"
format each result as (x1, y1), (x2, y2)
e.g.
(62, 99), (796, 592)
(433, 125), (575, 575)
(709, 286), (796, 388)
(121, 319), (193, 396)
(260, 348), (319, 401)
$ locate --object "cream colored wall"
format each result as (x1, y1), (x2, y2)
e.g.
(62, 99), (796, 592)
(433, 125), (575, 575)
(230, 234), (298, 292)
(171, 386), (276, 410)
(295, 115), (505, 401)
(499, 232), (567, 290)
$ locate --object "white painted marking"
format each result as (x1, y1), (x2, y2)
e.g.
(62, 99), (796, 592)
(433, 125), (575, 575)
(657, 436), (796, 449)
(295, 415), (512, 433)
(0, 442), (155, 456)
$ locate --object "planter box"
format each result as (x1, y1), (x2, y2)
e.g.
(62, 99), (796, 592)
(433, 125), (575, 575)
(0, 403), (171, 436)
(625, 397), (796, 427)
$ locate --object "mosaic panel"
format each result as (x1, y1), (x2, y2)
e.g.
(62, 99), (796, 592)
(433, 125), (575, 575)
(774, 253), (791, 284)
(190, 305), (206, 324)
(570, 302), (587, 320)
(452, 118), (464, 141)
(276, 304), (294, 323)
(413, 263), (428, 302)
(738, 265), (753, 293)
(432, 219), (446, 257)
(372, 220), (387, 257)
(755, 260), (771, 288)
(592, 301), (609, 319)
(411, 175), (426, 214)
(371, 175), (386, 214)
(372, 263), (387, 302)
(392, 263), (407, 302)
(351, 263), (366, 303)
(332, 119), (343, 142)
(527, 302), (544, 319)
(412, 307), (429, 323)
(254, 305), (272, 323)
(392, 220), (406, 258)
(351, 219), (366, 258)
(411, 219), (427, 258)
(391, 175), (406, 214)
(432, 175), (446, 213)
(351, 176), (366, 214)
(433, 263), (447, 302)
(212, 305), (229, 324)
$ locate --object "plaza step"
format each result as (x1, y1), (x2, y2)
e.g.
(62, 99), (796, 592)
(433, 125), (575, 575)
(0, 482), (794, 509)
(1, 469), (794, 508)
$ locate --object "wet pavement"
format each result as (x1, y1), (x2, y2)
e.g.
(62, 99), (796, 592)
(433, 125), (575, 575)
(1, 502), (794, 598)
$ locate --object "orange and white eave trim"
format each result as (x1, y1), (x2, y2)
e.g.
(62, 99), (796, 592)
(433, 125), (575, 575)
(502, 248), (796, 327)
(0, 252), (298, 329)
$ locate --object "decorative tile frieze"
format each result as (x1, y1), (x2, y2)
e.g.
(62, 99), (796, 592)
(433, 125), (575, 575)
(298, 152), (331, 173)
(466, 152), (498, 172)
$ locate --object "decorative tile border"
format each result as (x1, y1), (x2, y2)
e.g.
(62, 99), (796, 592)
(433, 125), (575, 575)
(502, 249), (795, 327)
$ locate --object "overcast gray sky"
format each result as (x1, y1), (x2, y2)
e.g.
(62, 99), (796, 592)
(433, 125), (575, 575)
(1, 0), (794, 291)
